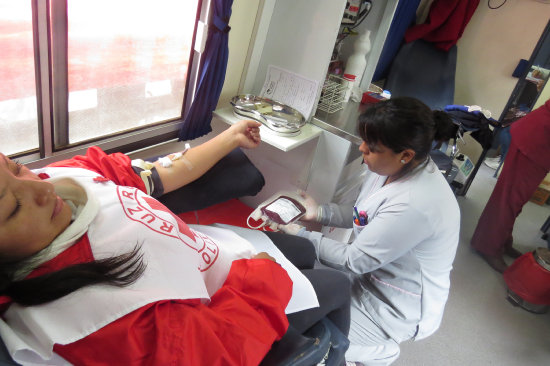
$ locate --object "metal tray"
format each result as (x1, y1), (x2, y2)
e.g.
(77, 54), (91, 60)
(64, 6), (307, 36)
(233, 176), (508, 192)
(230, 94), (306, 136)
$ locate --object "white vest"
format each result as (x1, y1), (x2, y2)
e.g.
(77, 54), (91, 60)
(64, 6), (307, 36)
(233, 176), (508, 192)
(0, 167), (255, 365)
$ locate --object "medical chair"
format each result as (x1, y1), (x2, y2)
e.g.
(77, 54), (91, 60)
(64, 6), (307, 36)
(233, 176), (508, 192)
(153, 147), (266, 214)
(0, 321), (336, 365)
(0, 148), (341, 365)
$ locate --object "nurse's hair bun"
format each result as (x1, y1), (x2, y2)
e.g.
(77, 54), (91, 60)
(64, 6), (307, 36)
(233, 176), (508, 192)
(432, 110), (458, 143)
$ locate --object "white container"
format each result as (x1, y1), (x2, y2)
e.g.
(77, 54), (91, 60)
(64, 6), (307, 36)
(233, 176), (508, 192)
(342, 73), (356, 102)
(344, 30), (371, 87)
(453, 154), (474, 184)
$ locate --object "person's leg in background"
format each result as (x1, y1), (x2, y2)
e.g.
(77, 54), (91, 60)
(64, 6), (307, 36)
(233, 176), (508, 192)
(471, 139), (548, 272)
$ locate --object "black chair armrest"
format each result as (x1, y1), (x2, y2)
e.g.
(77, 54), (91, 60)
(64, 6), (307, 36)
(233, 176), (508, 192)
(156, 148), (265, 214)
(260, 321), (331, 366)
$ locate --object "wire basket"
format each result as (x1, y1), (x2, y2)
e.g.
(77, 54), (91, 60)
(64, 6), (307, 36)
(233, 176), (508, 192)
(317, 74), (346, 113)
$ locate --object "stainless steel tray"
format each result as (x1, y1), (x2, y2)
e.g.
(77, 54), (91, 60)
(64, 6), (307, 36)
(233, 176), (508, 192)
(230, 94), (306, 136)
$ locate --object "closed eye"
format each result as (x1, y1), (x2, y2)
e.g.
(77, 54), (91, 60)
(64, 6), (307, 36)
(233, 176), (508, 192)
(9, 198), (21, 219)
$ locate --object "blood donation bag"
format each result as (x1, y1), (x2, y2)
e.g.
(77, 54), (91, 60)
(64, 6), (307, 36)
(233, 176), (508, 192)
(247, 191), (307, 230)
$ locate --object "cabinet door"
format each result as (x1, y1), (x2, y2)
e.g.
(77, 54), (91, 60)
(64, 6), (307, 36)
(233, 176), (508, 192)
(244, 0), (347, 112)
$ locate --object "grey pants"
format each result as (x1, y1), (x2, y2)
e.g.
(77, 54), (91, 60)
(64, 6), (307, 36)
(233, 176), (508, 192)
(345, 295), (414, 366)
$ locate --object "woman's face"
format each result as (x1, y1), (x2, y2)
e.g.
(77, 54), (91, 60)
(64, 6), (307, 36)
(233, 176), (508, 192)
(359, 141), (410, 178)
(0, 154), (72, 262)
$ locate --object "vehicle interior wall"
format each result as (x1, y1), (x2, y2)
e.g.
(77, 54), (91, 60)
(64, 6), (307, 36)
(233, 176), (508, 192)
(454, 0), (549, 119)
(217, 0), (550, 122)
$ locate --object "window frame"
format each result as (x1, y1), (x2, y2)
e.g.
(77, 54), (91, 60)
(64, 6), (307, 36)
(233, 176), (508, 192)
(12, 0), (206, 167)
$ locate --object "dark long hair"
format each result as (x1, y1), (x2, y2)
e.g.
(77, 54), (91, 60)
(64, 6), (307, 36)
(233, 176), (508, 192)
(0, 246), (145, 306)
(357, 97), (457, 175)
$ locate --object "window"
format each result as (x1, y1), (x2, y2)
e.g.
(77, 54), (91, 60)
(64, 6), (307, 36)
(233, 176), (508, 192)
(0, 0), (39, 155)
(0, 0), (202, 159)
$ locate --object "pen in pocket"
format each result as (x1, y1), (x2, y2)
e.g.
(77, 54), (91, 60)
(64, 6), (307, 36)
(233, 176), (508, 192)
(359, 211), (367, 225)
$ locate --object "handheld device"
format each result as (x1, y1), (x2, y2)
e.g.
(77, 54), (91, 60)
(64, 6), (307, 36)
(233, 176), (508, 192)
(247, 191), (307, 230)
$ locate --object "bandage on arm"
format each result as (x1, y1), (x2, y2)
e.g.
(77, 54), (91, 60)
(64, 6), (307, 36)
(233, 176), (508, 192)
(130, 144), (191, 197)
(155, 131), (242, 193)
(131, 159), (163, 197)
(157, 144), (191, 168)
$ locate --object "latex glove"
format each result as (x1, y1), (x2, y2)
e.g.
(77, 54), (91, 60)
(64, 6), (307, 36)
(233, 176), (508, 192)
(277, 223), (304, 235)
(297, 190), (321, 222)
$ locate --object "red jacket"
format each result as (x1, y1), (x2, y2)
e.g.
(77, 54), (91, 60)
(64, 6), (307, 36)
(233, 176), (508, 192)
(22, 147), (293, 366)
(404, 0), (480, 51)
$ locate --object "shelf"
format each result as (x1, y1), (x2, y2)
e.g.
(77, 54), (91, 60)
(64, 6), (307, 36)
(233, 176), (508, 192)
(213, 107), (323, 152)
(312, 100), (365, 146)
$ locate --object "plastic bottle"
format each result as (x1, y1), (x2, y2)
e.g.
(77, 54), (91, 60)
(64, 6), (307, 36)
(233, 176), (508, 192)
(342, 73), (356, 103)
(344, 30), (371, 89)
(381, 90), (391, 99)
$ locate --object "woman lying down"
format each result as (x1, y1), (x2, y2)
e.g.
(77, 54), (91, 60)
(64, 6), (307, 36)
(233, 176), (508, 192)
(0, 120), (351, 365)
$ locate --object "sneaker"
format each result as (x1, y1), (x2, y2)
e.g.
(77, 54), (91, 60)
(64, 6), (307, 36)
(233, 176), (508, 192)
(483, 156), (501, 170)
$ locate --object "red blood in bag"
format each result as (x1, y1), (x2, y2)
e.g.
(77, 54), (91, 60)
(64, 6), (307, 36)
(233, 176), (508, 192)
(260, 196), (306, 225)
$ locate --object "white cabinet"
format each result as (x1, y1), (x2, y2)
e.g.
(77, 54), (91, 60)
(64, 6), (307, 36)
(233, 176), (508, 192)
(224, 0), (400, 205)
(243, 0), (399, 112)
(242, 0), (346, 107)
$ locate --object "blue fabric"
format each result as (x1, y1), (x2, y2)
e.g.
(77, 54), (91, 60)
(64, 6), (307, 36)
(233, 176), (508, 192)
(443, 105), (495, 149)
(372, 0), (420, 82)
(512, 59), (529, 78)
(444, 105), (498, 127)
(383, 39), (457, 110)
(178, 0), (233, 141)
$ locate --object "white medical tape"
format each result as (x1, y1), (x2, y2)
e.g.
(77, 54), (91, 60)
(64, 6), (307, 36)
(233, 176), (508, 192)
(180, 157), (194, 170)
(131, 158), (155, 171)
(156, 143), (192, 168)
(139, 170), (154, 195)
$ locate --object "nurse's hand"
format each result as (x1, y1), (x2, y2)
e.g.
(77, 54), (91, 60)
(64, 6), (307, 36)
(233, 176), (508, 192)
(298, 190), (320, 222)
(277, 223), (304, 235)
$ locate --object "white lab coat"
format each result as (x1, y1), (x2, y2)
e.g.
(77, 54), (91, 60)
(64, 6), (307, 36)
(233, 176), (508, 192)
(300, 159), (460, 348)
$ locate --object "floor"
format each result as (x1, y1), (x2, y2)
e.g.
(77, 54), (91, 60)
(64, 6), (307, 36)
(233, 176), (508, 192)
(393, 163), (550, 366)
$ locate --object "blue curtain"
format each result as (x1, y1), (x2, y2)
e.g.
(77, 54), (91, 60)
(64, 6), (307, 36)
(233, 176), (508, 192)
(178, 0), (233, 141)
(372, 0), (420, 82)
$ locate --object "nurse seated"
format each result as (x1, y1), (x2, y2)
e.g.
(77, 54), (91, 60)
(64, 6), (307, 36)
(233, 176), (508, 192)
(280, 97), (461, 366)
(0, 119), (351, 366)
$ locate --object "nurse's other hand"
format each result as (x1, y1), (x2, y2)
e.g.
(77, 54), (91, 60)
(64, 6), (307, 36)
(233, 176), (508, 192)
(277, 223), (304, 235)
(298, 190), (320, 222)
(253, 252), (276, 262)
